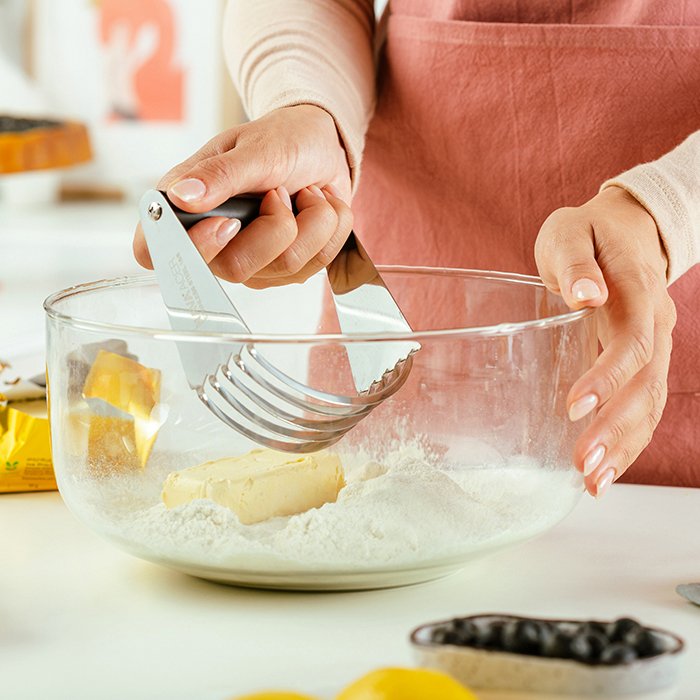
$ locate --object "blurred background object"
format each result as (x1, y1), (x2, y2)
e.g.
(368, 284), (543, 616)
(0, 0), (244, 204)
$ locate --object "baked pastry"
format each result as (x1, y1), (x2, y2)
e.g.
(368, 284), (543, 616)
(0, 115), (91, 174)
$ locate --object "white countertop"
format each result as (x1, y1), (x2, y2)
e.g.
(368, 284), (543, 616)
(2, 484), (699, 700)
(1, 201), (699, 700)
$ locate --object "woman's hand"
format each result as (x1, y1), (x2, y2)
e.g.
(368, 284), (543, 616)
(535, 186), (677, 498)
(133, 104), (354, 288)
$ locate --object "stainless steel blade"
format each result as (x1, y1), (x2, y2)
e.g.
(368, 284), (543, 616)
(138, 189), (249, 388)
(326, 233), (419, 392)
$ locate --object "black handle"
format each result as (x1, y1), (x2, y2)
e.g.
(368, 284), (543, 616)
(162, 191), (264, 230)
(162, 190), (361, 258)
(161, 190), (371, 293)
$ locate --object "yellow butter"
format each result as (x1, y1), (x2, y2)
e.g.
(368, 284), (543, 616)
(162, 449), (346, 525)
(82, 350), (162, 470)
(0, 399), (56, 493)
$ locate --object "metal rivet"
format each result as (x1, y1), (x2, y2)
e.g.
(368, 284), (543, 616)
(147, 202), (162, 221)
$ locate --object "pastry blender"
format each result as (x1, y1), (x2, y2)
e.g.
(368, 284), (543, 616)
(138, 190), (418, 453)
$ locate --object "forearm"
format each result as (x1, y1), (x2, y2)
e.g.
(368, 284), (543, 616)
(601, 130), (700, 284)
(223, 0), (376, 187)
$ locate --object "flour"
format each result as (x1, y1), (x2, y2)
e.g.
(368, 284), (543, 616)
(67, 446), (583, 575)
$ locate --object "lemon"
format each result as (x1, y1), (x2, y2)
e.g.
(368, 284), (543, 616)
(229, 693), (321, 700)
(335, 668), (479, 700)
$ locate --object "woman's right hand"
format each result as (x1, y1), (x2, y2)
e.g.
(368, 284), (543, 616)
(133, 104), (354, 288)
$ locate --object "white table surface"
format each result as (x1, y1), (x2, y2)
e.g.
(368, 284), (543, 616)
(1, 202), (699, 700)
(1, 484), (699, 700)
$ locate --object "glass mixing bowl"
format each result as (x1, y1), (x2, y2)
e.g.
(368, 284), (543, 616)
(45, 267), (596, 590)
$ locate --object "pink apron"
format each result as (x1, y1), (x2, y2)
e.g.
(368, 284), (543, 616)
(352, 0), (700, 486)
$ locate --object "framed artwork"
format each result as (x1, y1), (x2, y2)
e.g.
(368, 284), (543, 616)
(32, 0), (225, 195)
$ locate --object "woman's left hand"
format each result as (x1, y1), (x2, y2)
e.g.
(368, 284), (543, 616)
(535, 185), (677, 498)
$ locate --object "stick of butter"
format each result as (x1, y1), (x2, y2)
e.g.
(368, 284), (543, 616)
(162, 449), (346, 525)
(0, 399), (55, 493)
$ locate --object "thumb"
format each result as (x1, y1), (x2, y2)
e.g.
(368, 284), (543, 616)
(534, 212), (609, 311)
(162, 144), (266, 214)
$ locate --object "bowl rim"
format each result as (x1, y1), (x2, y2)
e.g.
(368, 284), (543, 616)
(43, 266), (596, 344)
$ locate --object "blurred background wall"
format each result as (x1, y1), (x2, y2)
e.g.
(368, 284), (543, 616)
(0, 0), (243, 202)
(0, 0), (387, 204)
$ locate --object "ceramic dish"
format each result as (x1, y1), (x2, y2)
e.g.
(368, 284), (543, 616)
(410, 614), (685, 696)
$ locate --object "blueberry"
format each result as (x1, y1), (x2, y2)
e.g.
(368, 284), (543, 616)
(634, 629), (667, 658)
(431, 619), (482, 647)
(608, 618), (643, 643)
(478, 619), (507, 649)
(569, 633), (593, 662)
(584, 630), (608, 660)
(600, 642), (639, 665)
(430, 627), (450, 644)
(436, 628), (469, 646)
(452, 618), (478, 639)
(580, 620), (608, 638)
(444, 630), (466, 645)
(544, 629), (575, 659)
(506, 619), (549, 655)
(500, 620), (520, 653)
(569, 630), (608, 663)
(431, 615), (663, 666)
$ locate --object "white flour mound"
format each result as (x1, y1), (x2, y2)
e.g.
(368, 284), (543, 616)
(73, 452), (582, 572)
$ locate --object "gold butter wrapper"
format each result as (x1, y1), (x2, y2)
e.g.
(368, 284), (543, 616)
(81, 350), (162, 472)
(0, 399), (56, 493)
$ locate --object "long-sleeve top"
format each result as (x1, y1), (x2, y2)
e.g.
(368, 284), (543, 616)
(223, 0), (700, 284)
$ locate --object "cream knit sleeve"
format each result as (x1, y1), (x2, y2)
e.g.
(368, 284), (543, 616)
(601, 131), (700, 285)
(223, 0), (376, 186)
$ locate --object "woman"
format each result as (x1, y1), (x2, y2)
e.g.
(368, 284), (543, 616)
(133, 0), (700, 495)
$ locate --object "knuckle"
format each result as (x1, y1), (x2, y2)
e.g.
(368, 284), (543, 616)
(542, 206), (579, 231)
(209, 127), (240, 153)
(194, 156), (236, 188)
(219, 252), (255, 284)
(312, 244), (337, 269)
(308, 201), (340, 237)
(644, 377), (667, 412)
(612, 438), (640, 473)
(263, 219), (300, 277)
(306, 205), (351, 270)
(626, 327), (654, 369)
(221, 266), (248, 285)
(606, 417), (628, 446)
(598, 361), (629, 399)
(646, 407), (665, 434)
(640, 260), (663, 290)
(273, 247), (305, 276)
(278, 213), (299, 244)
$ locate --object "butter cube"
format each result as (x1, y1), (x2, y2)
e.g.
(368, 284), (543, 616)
(82, 350), (162, 470)
(162, 449), (346, 525)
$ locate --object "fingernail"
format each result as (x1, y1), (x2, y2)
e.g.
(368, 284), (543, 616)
(169, 178), (207, 203)
(276, 186), (293, 211)
(583, 444), (606, 476)
(569, 394), (599, 421)
(308, 185), (324, 198)
(216, 218), (241, 245)
(595, 467), (616, 499)
(323, 183), (346, 203)
(572, 278), (601, 302)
